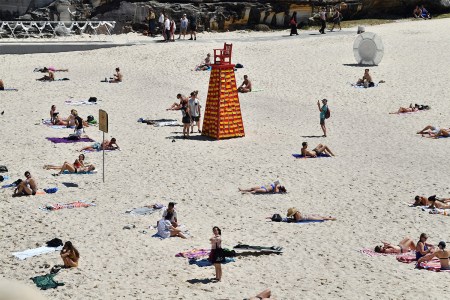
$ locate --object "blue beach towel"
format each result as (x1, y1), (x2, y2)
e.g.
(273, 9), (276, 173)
(282, 218), (324, 223)
(292, 153), (330, 158)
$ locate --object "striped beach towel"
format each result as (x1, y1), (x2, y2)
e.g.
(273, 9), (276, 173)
(40, 201), (96, 211)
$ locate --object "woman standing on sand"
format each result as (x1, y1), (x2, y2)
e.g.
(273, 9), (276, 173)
(209, 226), (223, 282)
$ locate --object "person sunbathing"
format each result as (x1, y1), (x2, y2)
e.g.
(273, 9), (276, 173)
(287, 207), (336, 221)
(426, 128), (450, 139)
(44, 154), (85, 171)
(416, 233), (435, 261)
(417, 241), (450, 270)
(238, 75), (252, 93)
(427, 195), (450, 209)
(35, 67), (69, 73)
(110, 67), (122, 83)
(301, 142), (335, 157)
(417, 125), (443, 135)
(239, 182), (286, 194)
(13, 171), (38, 197)
(389, 103), (430, 114)
(60, 241), (79, 268)
(157, 213), (186, 239)
(167, 94), (188, 110)
(36, 70), (55, 81)
(374, 237), (416, 254)
(246, 289), (276, 300)
(80, 138), (120, 152)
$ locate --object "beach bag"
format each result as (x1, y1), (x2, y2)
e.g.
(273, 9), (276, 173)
(46, 238), (63, 248)
(235, 63), (244, 68)
(214, 243), (226, 263)
(325, 108), (331, 119)
(271, 214), (283, 222)
(88, 97), (97, 102)
(0, 165), (8, 173)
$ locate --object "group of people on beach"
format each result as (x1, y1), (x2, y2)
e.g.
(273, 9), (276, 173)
(148, 10), (198, 42)
(167, 91), (202, 138)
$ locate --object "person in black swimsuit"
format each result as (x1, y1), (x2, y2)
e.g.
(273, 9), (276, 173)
(181, 100), (191, 139)
(417, 241), (450, 270)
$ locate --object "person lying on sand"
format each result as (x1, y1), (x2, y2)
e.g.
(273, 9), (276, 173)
(287, 207), (336, 221)
(238, 75), (252, 93)
(356, 69), (374, 88)
(60, 241), (79, 268)
(301, 142), (335, 157)
(413, 195), (450, 208)
(417, 241), (450, 270)
(13, 171), (37, 197)
(389, 103), (430, 114)
(167, 94), (188, 111)
(44, 154), (93, 174)
(417, 125), (450, 138)
(36, 70), (55, 81)
(416, 233), (435, 261)
(80, 138), (120, 152)
(374, 237), (416, 254)
(109, 67), (122, 83)
(157, 212), (186, 239)
(245, 289), (276, 300)
(0, 79), (4, 90)
(239, 182), (286, 194)
(34, 67), (69, 73)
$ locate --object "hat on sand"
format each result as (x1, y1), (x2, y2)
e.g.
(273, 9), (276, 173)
(287, 207), (299, 217)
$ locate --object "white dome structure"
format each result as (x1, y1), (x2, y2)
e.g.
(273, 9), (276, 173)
(353, 32), (384, 65)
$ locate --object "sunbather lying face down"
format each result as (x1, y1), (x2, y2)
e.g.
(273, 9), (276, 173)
(374, 237), (416, 254)
(301, 142), (335, 157)
(286, 207), (336, 221)
(239, 183), (286, 194)
(414, 195), (450, 208)
(80, 138), (120, 152)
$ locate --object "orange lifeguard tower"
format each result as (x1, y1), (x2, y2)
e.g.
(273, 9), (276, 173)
(202, 43), (245, 139)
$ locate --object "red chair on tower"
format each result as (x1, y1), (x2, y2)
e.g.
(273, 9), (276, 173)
(213, 43), (233, 65)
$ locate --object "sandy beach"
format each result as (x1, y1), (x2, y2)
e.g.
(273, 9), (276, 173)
(1, 18), (450, 299)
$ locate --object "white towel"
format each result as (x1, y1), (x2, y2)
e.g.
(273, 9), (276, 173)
(12, 245), (62, 260)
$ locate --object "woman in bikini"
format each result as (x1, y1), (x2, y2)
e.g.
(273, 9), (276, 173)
(389, 103), (430, 114)
(301, 142), (335, 157)
(60, 241), (80, 268)
(287, 207), (336, 221)
(374, 237), (416, 254)
(239, 182), (286, 194)
(416, 233), (435, 261)
(209, 226), (223, 282)
(44, 154), (85, 171)
(417, 241), (450, 270)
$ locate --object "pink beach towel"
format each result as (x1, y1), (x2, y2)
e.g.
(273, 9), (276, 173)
(396, 253), (416, 263)
(40, 201), (96, 211)
(417, 258), (450, 272)
(175, 248), (210, 259)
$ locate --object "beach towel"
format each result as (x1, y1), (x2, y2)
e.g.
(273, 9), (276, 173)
(39, 201), (96, 212)
(46, 137), (94, 144)
(176, 248), (211, 259)
(350, 83), (379, 88)
(233, 244), (283, 253)
(417, 258), (450, 272)
(12, 245), (63, 260)
(282, 218), (324, 223)
(251, 88), (264, 92)
(396, 253), (416, 263)
(188, 257), (235, 267)
(0, 88), (18, 91)
(408, 204), (450, 216)
(62, 182), (78, 188)
(2, 183), (16, 189)
(60, 170), (97, 175)
(138, 118), (179, 127)
(81, 149), (115, 153)
(125, 206), (163, 216)
(65, 99), (97, 106)
(42, 119), (74, 129)
(31, 274), (64, 290)
(292, 153), (331, 158)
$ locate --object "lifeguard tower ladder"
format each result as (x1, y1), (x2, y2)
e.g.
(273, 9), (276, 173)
(202, 43), (245, 139)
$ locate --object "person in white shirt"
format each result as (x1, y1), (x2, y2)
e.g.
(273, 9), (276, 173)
(178, 14), (189, 39)
(164, 16), (170, 42)
(157, 213), (186, 239)
(188, 91), (202, 133)
(158, 12), (165, 36)
(162, 202), (178, 227)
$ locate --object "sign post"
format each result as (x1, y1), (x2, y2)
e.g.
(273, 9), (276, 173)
(98, 109), (108, 183)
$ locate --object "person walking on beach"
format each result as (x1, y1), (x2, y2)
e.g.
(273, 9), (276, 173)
(147, 8), (156, 37)
(209, 226), (223, 281)
(289, 12), (298, 36)
(164, 16), (170, 42)
(179, 14), (188, 39)
(318, 99), (328, 137)
(319, 8), (327, 34)
(189, 14), (197, 40)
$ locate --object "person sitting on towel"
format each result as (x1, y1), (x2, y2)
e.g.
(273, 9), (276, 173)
(162, 202), (178, 227)
(287, 207), (336, 221)
(417, 241), (450, 270)
(239, 182), (286, 194)
(0, 79), (4, 90)
(36, 70), (55, 81)
(13, 171), (38, 197)
(157, 212), (186, 239)
(80, 138), (120, 152)
(238, 75), (252, 93)
(356, 69), (374, 88)
(301, 142), (335, 157)
(374, 237), (416, 254)
(60, 241), (80, 268)
(416, 233), (435, 261)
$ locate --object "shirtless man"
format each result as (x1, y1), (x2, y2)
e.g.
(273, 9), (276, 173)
(13, 171), (38, 197)
(356, 69), (374, 88)
(36, 70), (55, 81)
(80, 138), (120, 152)
(167, 93), (188, 110)
(110, 67), (123, 83)
(300, 142), (335, 157)
(238, 75), (252, 93)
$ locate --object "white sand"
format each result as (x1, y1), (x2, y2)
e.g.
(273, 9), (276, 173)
(1, 18), (450, 299)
